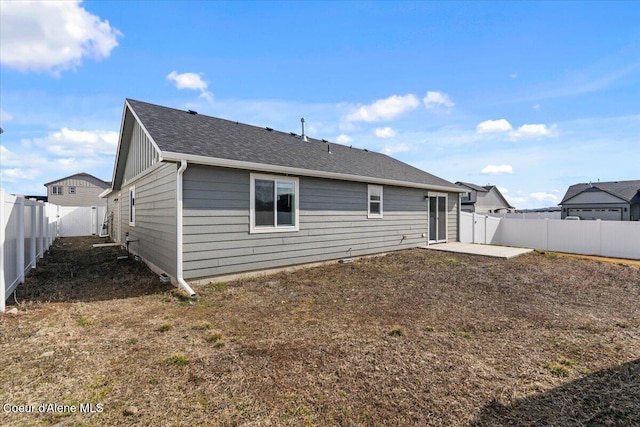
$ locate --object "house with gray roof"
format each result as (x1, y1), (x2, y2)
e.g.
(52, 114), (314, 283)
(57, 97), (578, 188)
(102, 99), (464, 293)
(44, 172), (110, 207)
(456, 182), (515, 213)
(559, 180), (640, 221)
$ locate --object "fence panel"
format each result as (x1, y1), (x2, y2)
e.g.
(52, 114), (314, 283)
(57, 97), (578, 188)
(546, 220), (601, 255)
(459, 212), (473, 243)
(1, 191), (21, 312)
(488, 212), (561, 220)
(461, 213), (640, 260)
(57, 206), (105, 237)
(600, 221), (640, 259)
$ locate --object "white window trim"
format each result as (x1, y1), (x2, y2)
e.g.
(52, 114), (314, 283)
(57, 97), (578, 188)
(367, 184), (383, 219)
(129, 186), (136, 227)
(250, 173), (299, 234)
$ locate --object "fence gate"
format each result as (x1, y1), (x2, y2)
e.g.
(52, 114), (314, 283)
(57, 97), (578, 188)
(57, 206), (106, 237)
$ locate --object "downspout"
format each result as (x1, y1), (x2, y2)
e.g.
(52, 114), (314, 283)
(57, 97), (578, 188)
(176, 159), (196, 296)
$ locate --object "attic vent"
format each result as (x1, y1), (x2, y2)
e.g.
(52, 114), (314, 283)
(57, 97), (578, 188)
(364, 149), (369, 152)
(289, 132), (297, 136)
(322, 139), (328, 143)
(187, 110), (198, 115)
(265, 127), (273, 131)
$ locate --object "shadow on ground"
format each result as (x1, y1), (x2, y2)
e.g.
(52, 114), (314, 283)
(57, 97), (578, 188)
(472, 359), (640, 426)
(10, 236), (173, 304)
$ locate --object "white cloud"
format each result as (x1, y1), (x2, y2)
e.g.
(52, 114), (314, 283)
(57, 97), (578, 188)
(166, 71), (213, 101)
(382, 143), (410, 155)
(530, 192), (559, 202)
(345, 94), (419, 123)
(481, 165), (514, 175)
(0, 167), (40, 183)
(498, 187), (509, 194)
(533, 104), (541, 110)
(510, 124), (554, 140)
(0, 0), (121, 74)
(33, 128), (118, 156)
(423, 91), (455, 109)
(1, 108), (14, 123)
(336, 134), (353, 144)
(510, 72), (518, 79)
(375, 127), (397, 138)
(476, 119), (513, 134)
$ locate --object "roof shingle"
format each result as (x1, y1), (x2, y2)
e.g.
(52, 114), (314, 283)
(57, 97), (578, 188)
(127, 99), (459, 190)
(560, 180), (640, 204)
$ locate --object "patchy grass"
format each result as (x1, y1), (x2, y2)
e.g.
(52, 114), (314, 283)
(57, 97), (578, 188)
(1, 236), (639, 426)
(163, 354), (189, 367)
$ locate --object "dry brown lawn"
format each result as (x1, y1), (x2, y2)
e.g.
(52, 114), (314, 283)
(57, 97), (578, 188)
(1, 236), (639, 426)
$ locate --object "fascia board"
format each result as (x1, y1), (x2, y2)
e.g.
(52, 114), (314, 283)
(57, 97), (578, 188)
(161, 151), (465, 193)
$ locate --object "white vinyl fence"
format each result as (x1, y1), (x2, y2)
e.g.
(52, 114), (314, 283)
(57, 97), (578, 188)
(1, 189), (57, 312)
(487, 211), (562, 220)
(58, 206), (106, 237)
(1, 188), (108, 312)
(460, 212), (640, 260)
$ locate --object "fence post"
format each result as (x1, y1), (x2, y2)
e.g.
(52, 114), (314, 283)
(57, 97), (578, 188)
(1, 189), (5, 313)
(41, 201), (47, 255)
(484, 215), (488, 244)
(36, 201), (43, 259)
(44, 203), (51, 250)
(471, 212), (476, 243)
(30, 199), (37, 268)
(544, 218), (549, 250)
(17, 196), (25, 284)
(597, 219), (602, 257)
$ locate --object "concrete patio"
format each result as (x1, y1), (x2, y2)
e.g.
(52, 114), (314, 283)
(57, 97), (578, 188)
(424, 242), (534, 259)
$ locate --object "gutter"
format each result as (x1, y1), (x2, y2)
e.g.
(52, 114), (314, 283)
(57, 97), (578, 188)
(161, 151), (466, 194)
(176, 159), (196, 296)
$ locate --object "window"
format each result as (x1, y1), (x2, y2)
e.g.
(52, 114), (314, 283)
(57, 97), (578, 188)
(129, 186), (136, 226)
(461, 192), (470, 201)
(69, 186), (76, 194)
(51, 186), (63, 195)
(250, 173), (299, 233)
(368, 185), (383, 218)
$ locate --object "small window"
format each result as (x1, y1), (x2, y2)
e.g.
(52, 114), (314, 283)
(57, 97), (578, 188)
(69, 186), (76, 194)
(250, 173), (299, 233)
(51, 186), (63, 195)
(368, 185), (383, 218)
(461, 192), (470, 201)
(129, 186), (136, 226)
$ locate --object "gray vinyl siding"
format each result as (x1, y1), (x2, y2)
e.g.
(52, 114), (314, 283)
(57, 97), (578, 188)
(182, 165), (437, 280)
(47, 175), (108, 207)
(118, 163), (177, 277)
(123, 121), (160, 185)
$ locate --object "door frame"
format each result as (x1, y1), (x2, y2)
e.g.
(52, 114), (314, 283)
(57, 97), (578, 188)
(428, 192), (448, 244)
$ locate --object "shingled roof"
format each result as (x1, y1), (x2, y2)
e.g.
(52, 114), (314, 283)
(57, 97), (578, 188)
(456, 181), (489, 193)
(560, 180), (640, 204)
(125, 99), (461, 191)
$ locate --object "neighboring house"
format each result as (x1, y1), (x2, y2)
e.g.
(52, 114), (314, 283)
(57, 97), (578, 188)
(456, 182), (515, 213)
(44, 173), (110, 207)
(559, 180), (640, 221)
(102, 99), (465, 290)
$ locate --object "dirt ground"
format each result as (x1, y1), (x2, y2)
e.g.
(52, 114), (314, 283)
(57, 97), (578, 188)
(1, 236), (639, 426)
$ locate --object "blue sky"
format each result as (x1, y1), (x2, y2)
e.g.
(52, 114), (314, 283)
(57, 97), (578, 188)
(1, 1), (638, 209)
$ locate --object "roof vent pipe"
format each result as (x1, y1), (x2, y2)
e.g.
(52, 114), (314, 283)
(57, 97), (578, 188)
(301, 117), (308, 142)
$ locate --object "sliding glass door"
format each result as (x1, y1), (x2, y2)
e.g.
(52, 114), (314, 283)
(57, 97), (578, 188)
(428, 194), (447, 244)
